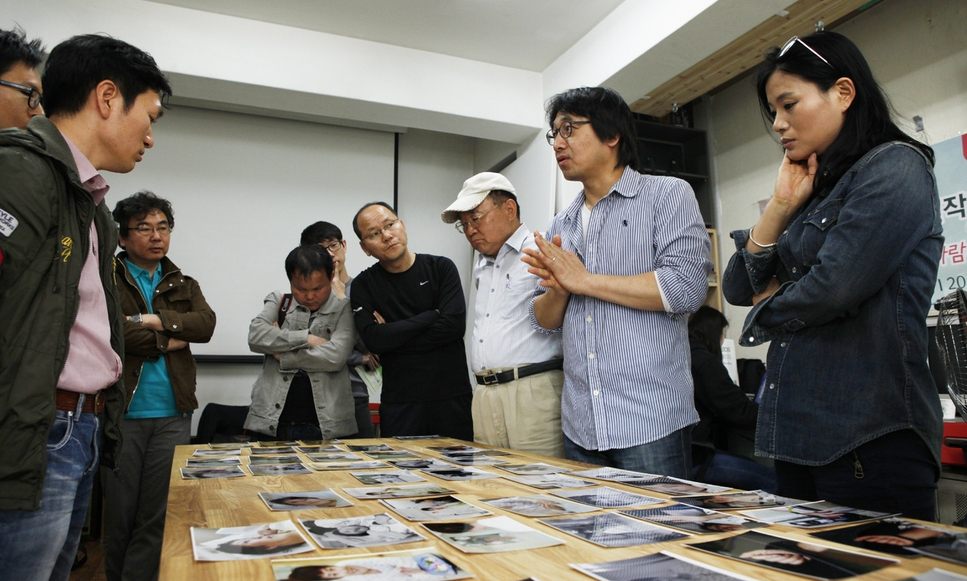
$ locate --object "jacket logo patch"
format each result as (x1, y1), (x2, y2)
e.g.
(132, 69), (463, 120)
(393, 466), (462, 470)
(0, 208), (18, 237)
(60, 236), (73, 263)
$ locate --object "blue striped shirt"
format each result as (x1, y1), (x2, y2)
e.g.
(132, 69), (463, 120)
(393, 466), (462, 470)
(530, 167), (711, 450)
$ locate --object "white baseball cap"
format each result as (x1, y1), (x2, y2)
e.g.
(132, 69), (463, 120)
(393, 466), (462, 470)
(441, 172), (516, 224)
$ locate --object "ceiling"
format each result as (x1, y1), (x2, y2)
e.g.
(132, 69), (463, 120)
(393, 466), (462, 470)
(150, 0), (625, 72)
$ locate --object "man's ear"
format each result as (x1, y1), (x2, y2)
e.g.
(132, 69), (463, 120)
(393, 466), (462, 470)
(93, 80), (121, 119)
(360, 241), (371, 257)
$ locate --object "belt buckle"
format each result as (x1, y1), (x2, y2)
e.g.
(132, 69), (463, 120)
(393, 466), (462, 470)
(481, 373), (500, 385)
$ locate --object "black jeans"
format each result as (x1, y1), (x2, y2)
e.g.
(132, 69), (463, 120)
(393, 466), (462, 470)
(775, 429), (938, 521)
(380, 395), (473, 440)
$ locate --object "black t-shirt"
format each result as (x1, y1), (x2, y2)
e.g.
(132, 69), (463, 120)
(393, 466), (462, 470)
(351, 254), (471, 403)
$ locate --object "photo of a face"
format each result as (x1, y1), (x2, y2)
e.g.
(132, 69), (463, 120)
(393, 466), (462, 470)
(299, 513), (423, 549)
(423, 516), (563, 554)
(341, 484), (455, 500)
(551, 486), (664, 509)
(381, 495), (492, 521)
(621, 503), (763, 535)
(191, 521), (313, 561)
(249, 463), (310, 476)
(351, 470), (425, 486)
(539, 513), (686, 548)
(259, 489), (352, 511)
(482, 495), (597, 518)
(271, 550), (472, 581)
(180, 465), (247, 479)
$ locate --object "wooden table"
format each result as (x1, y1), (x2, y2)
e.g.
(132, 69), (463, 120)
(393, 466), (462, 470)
(161, 438), (964, 580)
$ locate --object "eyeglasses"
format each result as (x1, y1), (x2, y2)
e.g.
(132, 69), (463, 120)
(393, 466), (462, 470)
(545, 120), (591, 145)
(320, 240), (343, 254)
(0, 80), (42, 109)
(779, 36), (832, 68)
(455, 204), (497, 234)
(362, 219), (401, 242)
(129, 222), (171, 236)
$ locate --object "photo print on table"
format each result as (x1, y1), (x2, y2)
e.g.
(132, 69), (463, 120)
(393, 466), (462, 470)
(248, 454), (303, 465)
(539, 512), (687, 548)
(296, 445), (344, 453)
(622, 475), (732, 496)
(346, 443), (395, 453)
(481, 494), (598, 518)
(185, 456), (240, 466)
(496, 463), (567, 476)
(504, 474), (596, 490)
(687, 530), (898, 580)
(192, 448), (242, 457)
(381, 495), (492, 521)
(675, 490), (804, 511)
(740, 500), (898, 529)
(389, 458), (455, 470)
(621, 502), (764, 535)
(423, 516), (563, 554)
(270, 549), (472, 581)
(249, 463), (311, 476)
(180, 465), (247, 480)
(571, 551), (756, 581)
(811, 518), (967, 561)
(303, 452), (361, 462)
(250, 446), (297, 456)
(307, 461), (387, 471)
(568, 466), (661, 482)
(258, 440), (301, 447)
(342, 483), (456, 500)
(351, 470), (425, 486)
(551, 486), (664, 509)
(421, 467), (499, 481)
(299, 513), (424, 549)
(190, 521), (313, 561)
(259, 489), (352, 511)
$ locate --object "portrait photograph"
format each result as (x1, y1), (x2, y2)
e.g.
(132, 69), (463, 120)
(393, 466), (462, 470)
(351, 470), (425, 486)
(381, 495), (492, 521)
(180, 465), (247, 480)
(190, 521), (313, 561)
(571, 551), (755, 581)
(271, 549), (472, 581)
(539, 513), (686, 548)
(249, 463), (311, 476)
(299, 513), (424, 549)
(423, 516), (563, 554)
(342, 483), (456, 500)
(621, 502), (764, 535)
(259, 489), (352, 511)
(551, 486), (664, 509)
(481, 494), (597, 518)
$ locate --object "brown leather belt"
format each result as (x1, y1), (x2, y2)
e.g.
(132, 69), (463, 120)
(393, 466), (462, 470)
(55, 388), (105, 414)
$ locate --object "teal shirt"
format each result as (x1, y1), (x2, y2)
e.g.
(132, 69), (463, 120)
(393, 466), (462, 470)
(125, 260), (178, 419)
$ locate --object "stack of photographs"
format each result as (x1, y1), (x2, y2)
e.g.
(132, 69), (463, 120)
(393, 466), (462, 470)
(258, 489), (352, 511)
(687, 530), (898, 580)
(481, 494), (597, 518)
(621, 502), (763, 534)
(539, 513), (687, 548)
(551, 486), (664, 509)
(675, 490), (804, 511)
(382, 495), (492, 521)
(812, 518), (967, 566)
(298, 513), (424, 549)
(740, 500), (897, 529)
(571, 551), (754, 581)
(423, 516), (563, 553)
(190, 520), (313, 561)
(342, 483), (456, 500)
(271, 549), (472, 581)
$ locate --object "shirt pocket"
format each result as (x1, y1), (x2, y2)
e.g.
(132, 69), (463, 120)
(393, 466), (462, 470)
(799, 200), (843, 266)
(501, 276), (539, 320)
(309, 312), (337, 339)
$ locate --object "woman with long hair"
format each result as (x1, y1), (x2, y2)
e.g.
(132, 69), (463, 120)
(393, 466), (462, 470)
(722, 31), (942, 520)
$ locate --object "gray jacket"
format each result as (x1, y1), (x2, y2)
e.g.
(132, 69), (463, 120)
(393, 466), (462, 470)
(244, 291), (357, 438)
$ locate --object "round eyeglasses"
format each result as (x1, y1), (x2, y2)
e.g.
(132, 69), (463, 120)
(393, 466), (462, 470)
(545, 120), (591, 145)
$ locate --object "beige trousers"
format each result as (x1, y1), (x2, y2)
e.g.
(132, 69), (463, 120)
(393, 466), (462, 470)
(471, 369), (564, 458)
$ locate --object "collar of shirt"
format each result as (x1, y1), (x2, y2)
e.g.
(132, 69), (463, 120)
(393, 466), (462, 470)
(125, 259), (162, 285)
(60, 131), (110, 203)
(560, 166), (640, 225)
(475, 223), (529, 269)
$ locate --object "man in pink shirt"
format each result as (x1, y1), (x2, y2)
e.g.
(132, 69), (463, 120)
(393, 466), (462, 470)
(0, 35), (170, 581)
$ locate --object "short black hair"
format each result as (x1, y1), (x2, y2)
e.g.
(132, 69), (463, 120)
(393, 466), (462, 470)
(42, 34), (172, 117)
(112, 190), (174, 236)
(546, 86), (639, 171)
(0, 27), (45, 77)
(285, 245), (334, 281)
(352, 201), (397, 239)
(300, 221), (343, 245)
(688, 305), (729, 357)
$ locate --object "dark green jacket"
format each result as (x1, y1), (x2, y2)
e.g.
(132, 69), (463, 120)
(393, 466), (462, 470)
(0, 117), (125, 511)
(116, 253), (216, 412)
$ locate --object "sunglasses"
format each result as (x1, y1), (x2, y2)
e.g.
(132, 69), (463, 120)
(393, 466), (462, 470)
(779, 36), (832, 68)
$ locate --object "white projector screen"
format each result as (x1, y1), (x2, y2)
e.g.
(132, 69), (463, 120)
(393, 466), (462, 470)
(105, 106), (396, 356)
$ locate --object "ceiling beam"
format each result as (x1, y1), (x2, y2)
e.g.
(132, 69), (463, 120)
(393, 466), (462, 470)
(631, 0), (875, 117)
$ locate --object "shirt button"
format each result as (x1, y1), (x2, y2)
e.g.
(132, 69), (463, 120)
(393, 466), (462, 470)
(588, 352), (595, 359)
(586, 315), (592, 323)
(748, 336), (755, 342)
(792, 267), (798, 274)
(593, 390), (600, 396)
(490, 289), (495, 293)
(486, 313), (490, 318)
(173, 324), (178, 329)
(780, 342), (786, 347)
(479, 339), (483, 343)
(769, 383), (775, 390)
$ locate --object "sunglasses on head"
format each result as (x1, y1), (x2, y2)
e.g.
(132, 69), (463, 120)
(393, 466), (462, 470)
(779, 36), (832, 68)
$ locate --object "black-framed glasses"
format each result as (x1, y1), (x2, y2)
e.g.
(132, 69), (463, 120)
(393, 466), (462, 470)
(362, 219), (400, 242)
(545, 120), (591, 145)
(455, 204), (497, 234)
(320, 240), (343, 254)
(130, 222), (171, 236)
(779, 36), (832, 68)
(0, 80), (42, 109)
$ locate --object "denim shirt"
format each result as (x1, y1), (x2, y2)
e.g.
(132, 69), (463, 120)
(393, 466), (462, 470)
(722, 142), (943, 466)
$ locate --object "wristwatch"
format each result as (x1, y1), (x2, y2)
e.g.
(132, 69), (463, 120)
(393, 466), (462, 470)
(127, 313), (143, 325)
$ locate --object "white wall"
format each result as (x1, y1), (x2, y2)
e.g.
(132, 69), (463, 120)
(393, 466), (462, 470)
(706, 0), (967, 360)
